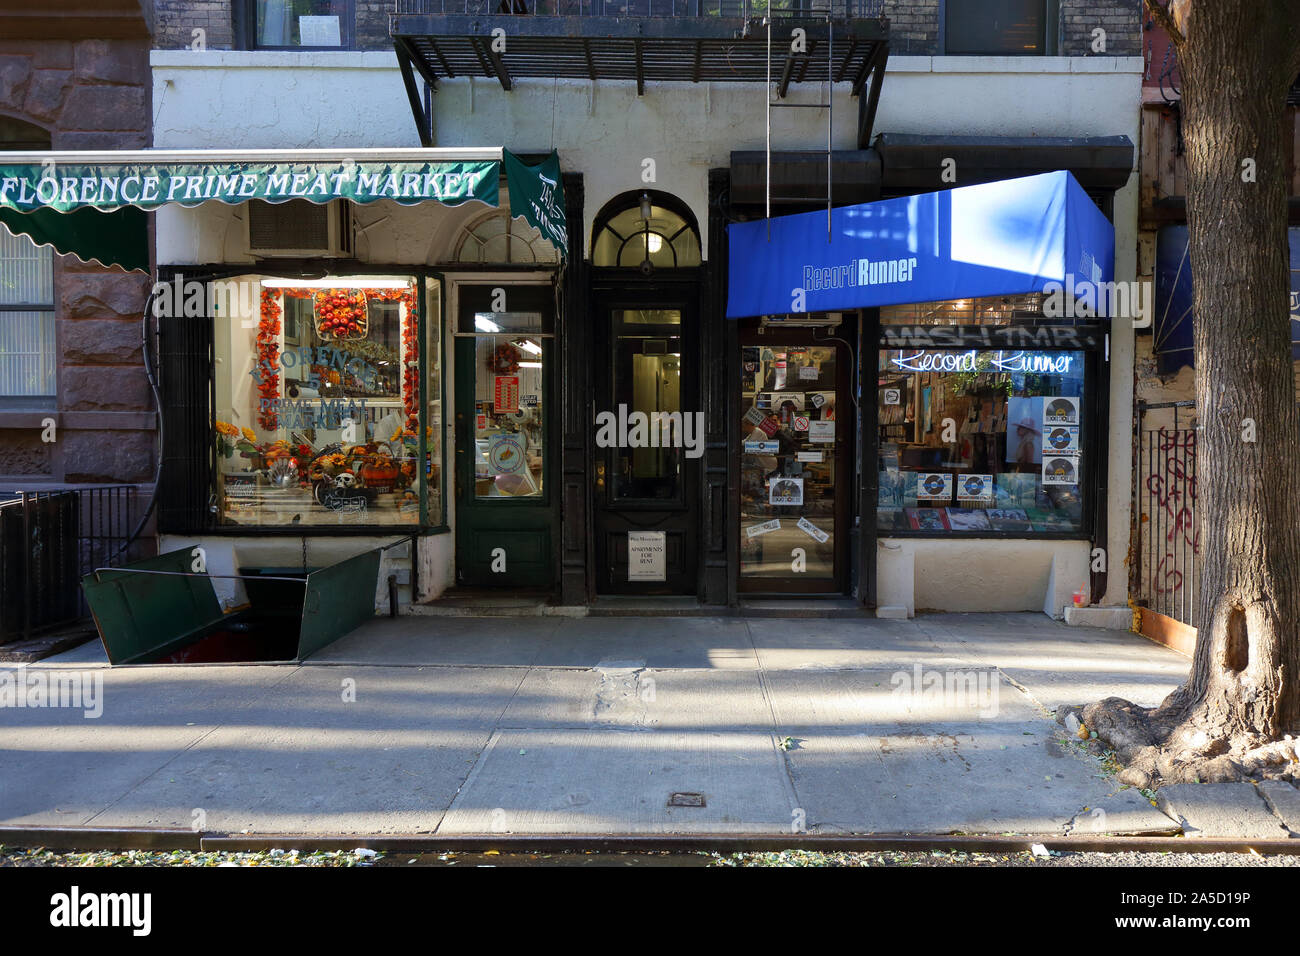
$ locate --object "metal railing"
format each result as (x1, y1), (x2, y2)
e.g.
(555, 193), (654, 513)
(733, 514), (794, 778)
(1132, 402), (1198, 627)
(394, 0), (885, 17)
(0, 485), (143, 643)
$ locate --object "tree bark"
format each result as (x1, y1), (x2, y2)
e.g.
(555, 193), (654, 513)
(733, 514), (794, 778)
(1163, 0), (1300, 739)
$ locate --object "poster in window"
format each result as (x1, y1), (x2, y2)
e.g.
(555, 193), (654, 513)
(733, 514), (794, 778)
(488, 434), (527, 475)
(1043, 396), (1080, 426)
(768, 477), (804, 506)
(494, 375), (520, 413)
(987, 508), (1033, 531)
(916, 472), (953, 501)
(1006, 396), (1044, 465)
(956, 473), (994, 501)
(1043, 425), (1080, 454)
(808, 421), (835, 443)
(1042, 453), (1080, 485)
(905, 508), (950, 531)
(945, 508), (993, 532)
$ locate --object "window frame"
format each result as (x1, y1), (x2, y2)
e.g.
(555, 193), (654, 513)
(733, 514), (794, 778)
(236, 0), (357, 52)
(938, 0), (1060, 57)
(874, 321), (1102, 541)
(157, 263), (448, 536)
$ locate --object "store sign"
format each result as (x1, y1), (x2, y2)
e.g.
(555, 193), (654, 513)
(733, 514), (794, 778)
(727, 170), (1114, 319)
(0, 160), (500, 212)
(890, 350), (1073, 374)
(881, 326), (1100, 351)
(628, 531), (666, 582)
(503, 150), (569, 258)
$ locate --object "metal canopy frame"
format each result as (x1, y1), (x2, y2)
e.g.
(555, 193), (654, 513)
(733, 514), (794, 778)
(392, 14), (889, 144)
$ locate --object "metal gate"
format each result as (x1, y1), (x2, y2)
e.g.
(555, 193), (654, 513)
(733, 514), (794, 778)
(1132, 401), (1199, 626)
(0, 486), (141, 644)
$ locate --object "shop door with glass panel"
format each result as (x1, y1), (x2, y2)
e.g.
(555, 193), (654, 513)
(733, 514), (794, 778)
(594, 301), (699, 594)
(738, 338), (849, 593)
(454, 285), (555, 588)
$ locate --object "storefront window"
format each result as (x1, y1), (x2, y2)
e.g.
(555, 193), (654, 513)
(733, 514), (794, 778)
(877, 346), (1085, 535)
(212, 274), (439, 527)
(465, 310), (546, 498)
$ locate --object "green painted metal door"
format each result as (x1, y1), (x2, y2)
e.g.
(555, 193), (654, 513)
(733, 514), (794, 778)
(453, 285), (557, 588)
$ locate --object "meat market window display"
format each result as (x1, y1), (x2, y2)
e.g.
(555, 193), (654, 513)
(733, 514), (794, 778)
(212, 274), (442, 528)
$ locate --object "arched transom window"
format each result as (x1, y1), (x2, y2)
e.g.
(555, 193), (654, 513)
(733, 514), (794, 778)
(454, 208), (560, 265)
(591, 191), (701, 270)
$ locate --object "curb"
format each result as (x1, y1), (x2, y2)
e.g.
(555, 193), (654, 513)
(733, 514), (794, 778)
(3, 826), (1300, 855)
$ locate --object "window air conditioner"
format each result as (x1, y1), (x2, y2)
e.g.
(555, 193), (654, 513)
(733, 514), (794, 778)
(247, 198), (352, 258)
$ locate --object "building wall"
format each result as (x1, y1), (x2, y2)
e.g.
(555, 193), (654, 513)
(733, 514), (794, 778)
(150, 1), (1141, 57)
(150, 45), (1143, 614)
(0, 30), (155, 488)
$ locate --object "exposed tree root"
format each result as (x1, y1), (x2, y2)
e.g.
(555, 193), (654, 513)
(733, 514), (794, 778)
(1078, 696), (1300, 790)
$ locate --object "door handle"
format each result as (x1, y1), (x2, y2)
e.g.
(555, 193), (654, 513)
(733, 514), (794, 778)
(595, 461), (605, 490)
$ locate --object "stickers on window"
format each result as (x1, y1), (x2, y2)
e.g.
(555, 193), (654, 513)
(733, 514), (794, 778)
(1043, 425), (1079, 453)
(488, 434), (527, 475)
(1042, 454), (1080, 485)
(746, 518), (781, 538)
(743, 405), (766, 427)
(797, 517), (829, 543)
(494, 375), (520, 413)
(796, 451), (823, 463)
(768, 477), (804, 506)
(744, 440), (780, 454)
(1043, 396), (1080, 426)
(957, 473), (994, 501)
(808, 421), (835, 443)
(916, 472), (953, 501)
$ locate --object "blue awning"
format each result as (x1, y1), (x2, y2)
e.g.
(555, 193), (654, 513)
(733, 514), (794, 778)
(726, 170), (1115, 319)
(1154, 224), (1300, 374)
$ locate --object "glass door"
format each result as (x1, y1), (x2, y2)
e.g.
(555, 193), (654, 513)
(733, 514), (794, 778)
(453, 285), (555, 588)
(738, 338), (849, 593)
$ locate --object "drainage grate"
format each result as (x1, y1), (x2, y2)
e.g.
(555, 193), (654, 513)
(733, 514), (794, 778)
(668, 792), (706, 808)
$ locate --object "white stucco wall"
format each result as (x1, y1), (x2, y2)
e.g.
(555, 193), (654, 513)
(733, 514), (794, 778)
(150, 49), (1142, 614)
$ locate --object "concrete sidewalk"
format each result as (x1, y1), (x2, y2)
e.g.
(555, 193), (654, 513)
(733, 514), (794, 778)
(0, 612), (1229, 837)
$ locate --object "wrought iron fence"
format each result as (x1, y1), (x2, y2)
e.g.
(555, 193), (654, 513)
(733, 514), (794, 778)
(1132, 401), (1198, 626)
(0, 486), (143, 643)
(394, 0), (885, 17)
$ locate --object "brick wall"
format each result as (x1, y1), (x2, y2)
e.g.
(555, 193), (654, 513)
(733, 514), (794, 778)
(153, 0), (392, 51)
(1060, 0), (1141, 57)
(154, 0), (236, 52)
(0, 29), (156, 486)
(882, 0), (939, 55)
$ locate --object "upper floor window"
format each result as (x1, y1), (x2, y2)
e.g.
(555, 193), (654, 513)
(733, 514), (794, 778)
(0, 117), (55, 404)
(942, 0), (1059, 56)
(249, 0), (354, 49)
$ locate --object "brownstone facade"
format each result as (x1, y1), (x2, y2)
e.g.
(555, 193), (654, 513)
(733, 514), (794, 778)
(0, 3), (155, 488)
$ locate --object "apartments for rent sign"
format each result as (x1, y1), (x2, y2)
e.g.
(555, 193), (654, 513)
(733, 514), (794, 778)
(0, 160), (501, 212)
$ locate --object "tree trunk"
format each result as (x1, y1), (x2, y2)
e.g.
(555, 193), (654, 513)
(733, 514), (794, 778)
(1166, 1), (1300, 739)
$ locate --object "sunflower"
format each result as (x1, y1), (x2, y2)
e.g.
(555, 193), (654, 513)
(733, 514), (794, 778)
(215, 421), (239, 437)
(241, 427), (257, 443)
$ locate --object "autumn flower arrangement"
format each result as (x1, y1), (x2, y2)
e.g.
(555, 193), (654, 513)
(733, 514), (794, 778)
(314, 288), (368, 339)
(489, 342), (520, 375)
(255, 290), (284, 430)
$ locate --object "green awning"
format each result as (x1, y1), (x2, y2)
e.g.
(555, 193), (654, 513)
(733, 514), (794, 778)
(0, 205), (149, 273)
(0, 147), (568, 273)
